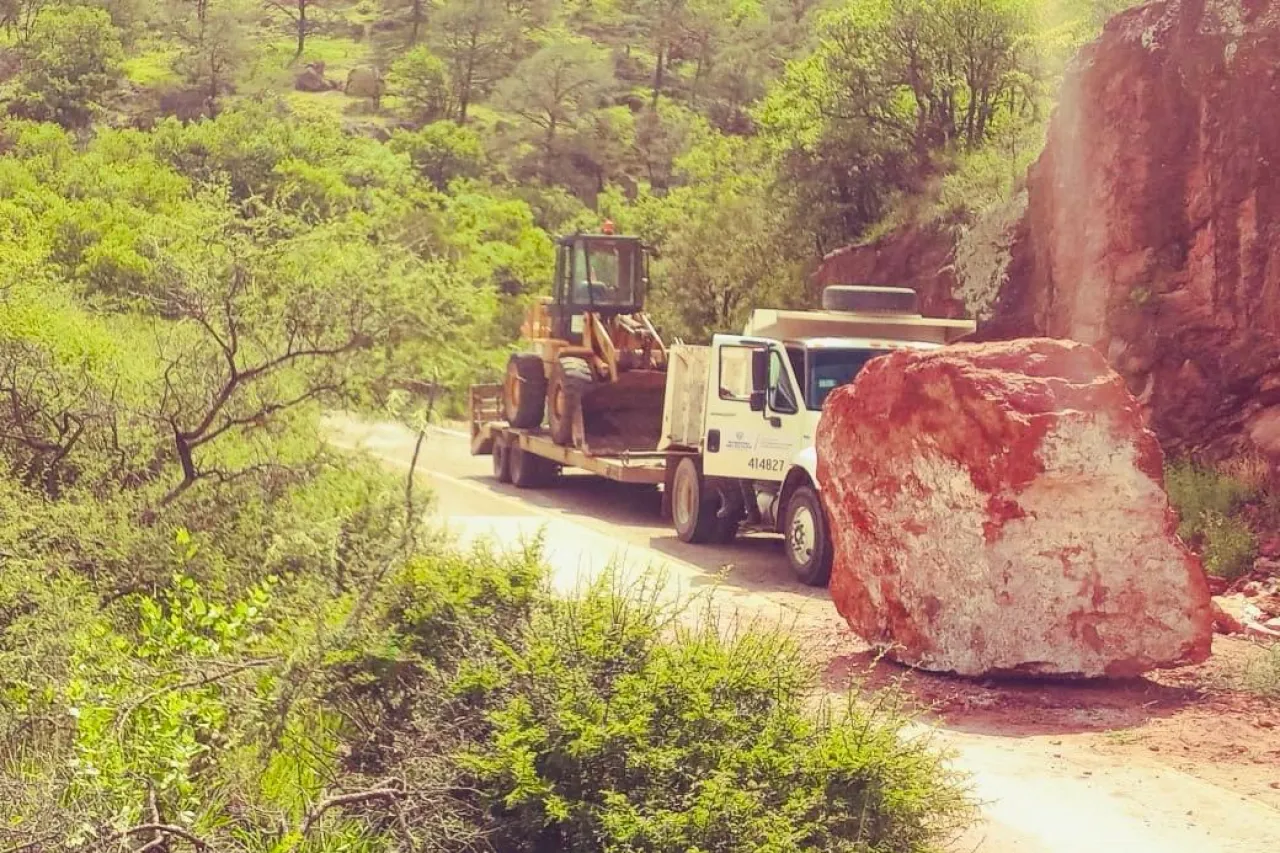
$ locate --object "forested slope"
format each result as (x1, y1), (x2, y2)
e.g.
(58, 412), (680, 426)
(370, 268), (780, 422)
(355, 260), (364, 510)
(0, 0), (1155, 848)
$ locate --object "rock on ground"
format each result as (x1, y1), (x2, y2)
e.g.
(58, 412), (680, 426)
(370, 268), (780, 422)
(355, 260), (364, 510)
(345, 66), (384, 100)
(294, 62), (335, 93)
(816, 338), (1214, 678)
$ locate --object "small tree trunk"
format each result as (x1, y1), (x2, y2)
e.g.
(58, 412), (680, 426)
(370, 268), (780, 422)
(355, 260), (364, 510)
(293, 1), (307, 62)
(651, 44), (665, 107)
(409, 0), (424, 44)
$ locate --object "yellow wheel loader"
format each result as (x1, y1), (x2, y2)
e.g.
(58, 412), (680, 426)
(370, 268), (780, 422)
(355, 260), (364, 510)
(502, 224), (668, 454)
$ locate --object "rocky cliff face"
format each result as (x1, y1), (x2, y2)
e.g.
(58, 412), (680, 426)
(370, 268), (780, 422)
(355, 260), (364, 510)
(988, 0), (1280, 459)
(817, 0), (1280, 460)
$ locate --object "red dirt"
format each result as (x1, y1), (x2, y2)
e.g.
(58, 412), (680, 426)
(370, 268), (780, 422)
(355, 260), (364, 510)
(820, 631), (1280, 810)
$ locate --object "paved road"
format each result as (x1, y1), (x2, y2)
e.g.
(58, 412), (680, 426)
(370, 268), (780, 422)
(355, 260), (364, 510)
(327, 414), (1280, 853)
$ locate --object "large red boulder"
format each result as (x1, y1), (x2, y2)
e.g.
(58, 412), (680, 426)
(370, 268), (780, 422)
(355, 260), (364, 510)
(816, 338), (1213, 678)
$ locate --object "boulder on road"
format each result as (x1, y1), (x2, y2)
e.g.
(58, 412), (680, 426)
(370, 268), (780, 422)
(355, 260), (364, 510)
(816, 338), (1213, 678)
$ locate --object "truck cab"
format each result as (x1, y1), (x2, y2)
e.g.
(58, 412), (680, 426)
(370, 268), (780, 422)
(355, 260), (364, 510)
(662, 289), (976, 586)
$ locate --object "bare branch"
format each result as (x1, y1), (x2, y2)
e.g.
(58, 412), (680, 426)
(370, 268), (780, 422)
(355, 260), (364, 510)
(94, 824), (210, 852)
(300, 787), (405, 838)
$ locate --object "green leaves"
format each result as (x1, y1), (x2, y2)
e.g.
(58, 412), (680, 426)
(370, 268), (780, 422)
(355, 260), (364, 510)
(11, 6), (125, 129)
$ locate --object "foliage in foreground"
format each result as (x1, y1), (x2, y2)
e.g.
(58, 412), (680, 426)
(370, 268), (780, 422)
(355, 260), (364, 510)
(449, 577), (973, 853)
(1, 485), (973, 852)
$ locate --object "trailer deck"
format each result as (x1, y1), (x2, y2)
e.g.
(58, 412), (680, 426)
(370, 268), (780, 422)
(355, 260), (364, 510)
(469, 384), (680, 486)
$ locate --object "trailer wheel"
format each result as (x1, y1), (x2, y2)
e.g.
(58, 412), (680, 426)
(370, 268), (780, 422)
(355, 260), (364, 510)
(510, 444), (555, 489)
(504, 353), (547, 429)
(782, 484), (833, 587)
(548, 356), (592, 446)
(492, 434), (512, 484)
(672, 458), (719, 544)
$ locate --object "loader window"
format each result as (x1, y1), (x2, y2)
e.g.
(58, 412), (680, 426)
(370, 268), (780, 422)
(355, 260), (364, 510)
(571, 241), (638, 307)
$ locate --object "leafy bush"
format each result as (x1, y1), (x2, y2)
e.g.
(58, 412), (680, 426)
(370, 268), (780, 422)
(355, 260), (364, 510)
(12, 6), (125, 129)
(1166, 460), (1260, 579)
(1199, 511), (1259, 580)
(1245, 643), (1280, 699)
(451, 576), (973, 853)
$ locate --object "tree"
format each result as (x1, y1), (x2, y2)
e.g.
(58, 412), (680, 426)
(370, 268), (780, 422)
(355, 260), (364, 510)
(166, 0), (254, 116)
(388, 45), (452, 125)
(755, 0), (1038, 248)
(497, 38), (614, 153)
(389, 121), (485, 189)
(430, 0), (514, 123)
(12, 6), (124, 129)
(264, 0), (321, 62)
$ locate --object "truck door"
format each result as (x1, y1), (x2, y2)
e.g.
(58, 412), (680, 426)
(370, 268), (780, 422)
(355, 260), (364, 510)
(703, 335), (804, 482)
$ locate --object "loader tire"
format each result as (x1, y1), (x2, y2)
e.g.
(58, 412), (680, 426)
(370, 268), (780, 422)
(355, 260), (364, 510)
(504, 353), (546, 429)
(548, 356), (593, 446)
(671, 458), (719, 544)
(821, 285), (918, 315)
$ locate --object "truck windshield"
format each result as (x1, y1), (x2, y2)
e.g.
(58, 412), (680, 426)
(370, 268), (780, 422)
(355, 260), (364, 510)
(806, 350), (890, 409)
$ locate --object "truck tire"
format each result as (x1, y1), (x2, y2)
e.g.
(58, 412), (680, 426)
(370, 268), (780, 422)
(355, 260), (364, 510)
(492, 433), (512, 484)
(672, 458), (719, 544)
(548, 356), (593, 446)
(782, 484), (833, 586)
(504, 353), (546, 429)
(510, 444), (555, 489)
(822, 285), (918, 315)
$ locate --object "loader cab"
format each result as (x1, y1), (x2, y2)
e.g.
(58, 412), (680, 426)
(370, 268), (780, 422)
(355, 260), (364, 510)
(550, 234), (649, 343)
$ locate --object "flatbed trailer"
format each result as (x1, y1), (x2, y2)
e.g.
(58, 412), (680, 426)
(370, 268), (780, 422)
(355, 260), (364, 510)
(469, 384), (680, 488)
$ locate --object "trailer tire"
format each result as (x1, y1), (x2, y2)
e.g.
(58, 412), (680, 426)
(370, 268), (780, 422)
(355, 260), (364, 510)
(510, 444), (555, 489)
(492, 434), (512, 484)
(504, 353), (546, 429)
(671, 458), (719, 544)
(782, 484), (833, 587)
(548, 356), (592, 446)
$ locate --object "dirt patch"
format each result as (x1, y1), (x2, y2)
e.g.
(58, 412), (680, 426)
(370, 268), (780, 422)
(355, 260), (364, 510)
(822, 632), (1280, 810)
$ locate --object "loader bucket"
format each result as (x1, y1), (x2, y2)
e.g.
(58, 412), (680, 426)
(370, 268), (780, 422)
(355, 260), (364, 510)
(578, 369), (668, 455)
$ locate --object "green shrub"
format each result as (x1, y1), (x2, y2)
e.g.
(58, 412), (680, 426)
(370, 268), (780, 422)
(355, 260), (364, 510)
(1166, 460), (1257, 536)
(1245, 644), (1280, 699)
(453, 576), (973, 853)
(1165, 460), (1259, 579)
(1199, 511), (1258, 580)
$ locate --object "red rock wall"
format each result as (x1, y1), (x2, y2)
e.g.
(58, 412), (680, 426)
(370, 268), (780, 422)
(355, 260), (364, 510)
(986, 0), (1280, 459)
(812, 218), (970, 320)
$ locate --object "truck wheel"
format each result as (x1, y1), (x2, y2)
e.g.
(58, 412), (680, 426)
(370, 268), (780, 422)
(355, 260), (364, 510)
(492, 434), (512, 484)
(504, 353), (546, 429)
(713, 515), (740, 544)
(548, 356), (592, 446)
(672, 458), (719, 544)
(510, 444), (555, 489)
(783, 485), (833, 586)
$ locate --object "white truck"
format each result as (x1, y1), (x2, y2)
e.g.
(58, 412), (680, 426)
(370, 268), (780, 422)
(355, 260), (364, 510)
(471, 286), (974, 585)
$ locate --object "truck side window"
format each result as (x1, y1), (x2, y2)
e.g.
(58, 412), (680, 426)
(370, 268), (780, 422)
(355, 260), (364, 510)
(768, 351), (799, 414)
(718, 346), (754, 401)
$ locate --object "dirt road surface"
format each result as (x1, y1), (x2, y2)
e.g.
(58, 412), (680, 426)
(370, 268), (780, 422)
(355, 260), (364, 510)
(326, 414), (1280, 853)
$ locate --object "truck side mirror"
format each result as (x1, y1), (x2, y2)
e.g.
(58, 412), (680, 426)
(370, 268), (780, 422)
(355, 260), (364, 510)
(749, 348), (768, 412)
